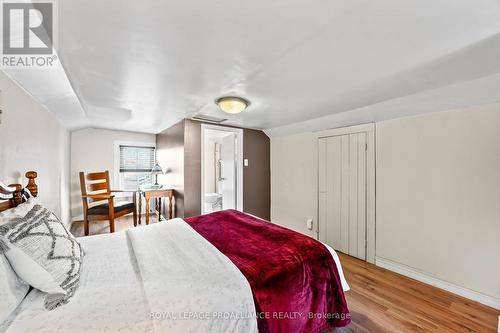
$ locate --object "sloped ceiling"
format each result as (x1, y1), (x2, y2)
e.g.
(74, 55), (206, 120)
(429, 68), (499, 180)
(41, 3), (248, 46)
(5, 0), (500, 136)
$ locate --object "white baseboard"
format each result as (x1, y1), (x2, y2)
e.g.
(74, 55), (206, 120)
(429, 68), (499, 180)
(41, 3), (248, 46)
(375, 256), (500, 310)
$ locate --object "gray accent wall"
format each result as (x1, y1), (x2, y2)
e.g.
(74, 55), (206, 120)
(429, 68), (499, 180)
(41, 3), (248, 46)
(156, 119), (270, 219)
(156, 120), (186, 218)
(243, 129), (270, 220)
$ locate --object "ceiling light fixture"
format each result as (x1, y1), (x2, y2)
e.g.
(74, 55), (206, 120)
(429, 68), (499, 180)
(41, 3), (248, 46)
(215, 96), (249, 114)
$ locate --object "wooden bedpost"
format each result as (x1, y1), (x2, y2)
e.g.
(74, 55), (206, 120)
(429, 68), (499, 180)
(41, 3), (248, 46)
(0, 170), (38, 212)
(0, 182), (22, 212)
(8, 184), (23, 206)
(25, 171), (38, 197)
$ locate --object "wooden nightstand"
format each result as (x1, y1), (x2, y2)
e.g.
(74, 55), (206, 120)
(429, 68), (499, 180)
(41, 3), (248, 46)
(138, 188), (174, 225)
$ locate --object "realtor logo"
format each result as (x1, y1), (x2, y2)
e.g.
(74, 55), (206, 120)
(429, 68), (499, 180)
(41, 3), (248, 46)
(1, 0), (57, 68)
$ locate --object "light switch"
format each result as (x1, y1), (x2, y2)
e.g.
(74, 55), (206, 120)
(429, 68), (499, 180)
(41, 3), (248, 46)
(307, 219), (313, 230)
(244, 159), (249, 167)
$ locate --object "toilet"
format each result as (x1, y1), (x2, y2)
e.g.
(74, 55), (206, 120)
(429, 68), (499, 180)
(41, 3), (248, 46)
(204, 193), (222, 213)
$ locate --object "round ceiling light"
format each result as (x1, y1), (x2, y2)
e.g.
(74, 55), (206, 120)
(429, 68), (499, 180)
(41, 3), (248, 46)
(215, 96), (249, 114)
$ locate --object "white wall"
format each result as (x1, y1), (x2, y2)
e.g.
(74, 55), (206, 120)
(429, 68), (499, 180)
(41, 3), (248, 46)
(204, 138), (216, 193)
(271, 132), (317, 238)
(70, 128), (155, 219)
(376, 104), (500, 302)
(0, 71), (71, 224)
(271, 103), (500, 305)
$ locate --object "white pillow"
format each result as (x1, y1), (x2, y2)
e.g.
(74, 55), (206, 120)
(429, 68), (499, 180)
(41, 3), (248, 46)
(0, 199), (40, 323)
(0, 197), (38, 223)
(0, 254), (29, 324)
(0, 204), (84, 310)
(4, 246), (66, 295)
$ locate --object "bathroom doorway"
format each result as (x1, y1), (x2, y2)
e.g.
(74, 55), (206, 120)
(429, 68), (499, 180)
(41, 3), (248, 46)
(201, 124), (243, 214)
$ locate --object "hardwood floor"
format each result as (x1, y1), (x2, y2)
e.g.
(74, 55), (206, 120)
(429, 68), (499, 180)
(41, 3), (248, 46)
(333, 254), (499, 333)
(71, 217), (499, 333)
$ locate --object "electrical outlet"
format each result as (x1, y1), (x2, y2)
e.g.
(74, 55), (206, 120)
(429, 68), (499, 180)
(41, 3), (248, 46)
(306, 219), (313, 230)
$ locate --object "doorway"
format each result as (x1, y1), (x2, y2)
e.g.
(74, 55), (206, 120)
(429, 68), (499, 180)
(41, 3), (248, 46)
(201, 124), (243, 214)
(316, 123), (375, 263)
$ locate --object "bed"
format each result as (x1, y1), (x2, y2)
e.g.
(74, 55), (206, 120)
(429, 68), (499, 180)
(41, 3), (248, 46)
(0, 172), (350, 333)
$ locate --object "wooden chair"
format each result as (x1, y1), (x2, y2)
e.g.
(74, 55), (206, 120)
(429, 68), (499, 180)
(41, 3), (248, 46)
(79, 170), (137, 236)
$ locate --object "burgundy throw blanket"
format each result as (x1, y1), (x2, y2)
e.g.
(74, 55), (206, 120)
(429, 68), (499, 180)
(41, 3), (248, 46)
(185, 210), (351, 333)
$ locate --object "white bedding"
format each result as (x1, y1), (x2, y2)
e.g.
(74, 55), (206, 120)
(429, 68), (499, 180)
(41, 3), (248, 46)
(127, 219), (257, 333)
(2, 219), (257, 333)
(1, 218), (348, 333)
(1, 231), (153, 333)
(322, 242), (350, 291)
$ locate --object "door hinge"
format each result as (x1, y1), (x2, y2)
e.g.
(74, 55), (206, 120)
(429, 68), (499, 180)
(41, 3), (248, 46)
(365, 143), (368, 151)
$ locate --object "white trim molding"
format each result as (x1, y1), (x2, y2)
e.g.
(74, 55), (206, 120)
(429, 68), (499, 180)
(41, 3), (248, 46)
(200, 124), (244, 214)
(112, 140), (157, 214)
(112, 140), (157, 189)
(375, 256), (500, 310)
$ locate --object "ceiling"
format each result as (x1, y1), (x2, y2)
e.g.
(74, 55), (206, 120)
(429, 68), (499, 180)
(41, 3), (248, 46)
(5, 0), (500, 136)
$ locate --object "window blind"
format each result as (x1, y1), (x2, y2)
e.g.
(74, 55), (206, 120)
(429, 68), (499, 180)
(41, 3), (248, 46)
(119, 145), (155, 172)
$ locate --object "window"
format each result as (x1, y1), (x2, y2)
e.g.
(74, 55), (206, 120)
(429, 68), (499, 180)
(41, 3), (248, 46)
(119, 145), (155, 191)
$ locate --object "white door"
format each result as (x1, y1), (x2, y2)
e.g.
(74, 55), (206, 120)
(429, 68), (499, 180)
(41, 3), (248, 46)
(318, 132), (367, 260)
(220, 133), (236, 210)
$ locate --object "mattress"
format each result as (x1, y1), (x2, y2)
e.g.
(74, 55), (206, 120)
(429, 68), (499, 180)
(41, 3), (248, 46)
(1, 216), (349, 333)
(1, 220), (257, 333)
(1, 232), (153, 333)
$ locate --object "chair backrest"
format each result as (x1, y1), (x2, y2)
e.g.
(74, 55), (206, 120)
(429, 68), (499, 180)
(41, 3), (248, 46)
(79, 171), (111, 211)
